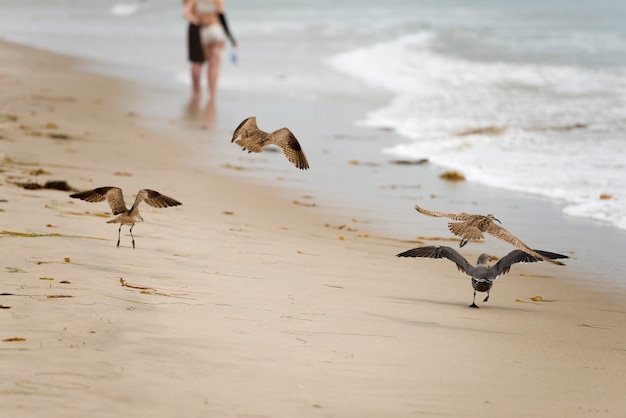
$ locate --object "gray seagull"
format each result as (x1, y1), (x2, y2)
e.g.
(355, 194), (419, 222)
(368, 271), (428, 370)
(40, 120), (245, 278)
(415, 205), (565, 266)
(70, 187), (182, 248)
(231, 116), (309, 170)
(396, 245), (569, 308)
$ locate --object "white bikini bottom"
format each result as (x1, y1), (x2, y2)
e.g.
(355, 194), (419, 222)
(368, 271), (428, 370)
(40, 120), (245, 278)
(200, 24), (226, 45)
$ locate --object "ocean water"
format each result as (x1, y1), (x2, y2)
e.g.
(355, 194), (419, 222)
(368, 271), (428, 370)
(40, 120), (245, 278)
(330, 2), (626, 232)
(1, 0), (624, 234)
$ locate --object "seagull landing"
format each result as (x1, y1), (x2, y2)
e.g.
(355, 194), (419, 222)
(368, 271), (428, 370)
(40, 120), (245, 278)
(414, 205), (566, 266)
(396, 245), (569, 308)
(70, 187), (182, 249)
(231, 116), (309, 170)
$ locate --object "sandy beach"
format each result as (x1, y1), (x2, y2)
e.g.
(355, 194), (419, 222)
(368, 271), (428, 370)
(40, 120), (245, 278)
(2, 40), (626, 417)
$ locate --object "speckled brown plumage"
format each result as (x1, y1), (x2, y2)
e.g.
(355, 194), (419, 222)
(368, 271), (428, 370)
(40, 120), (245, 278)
(70, 187), (182, 248)
(414, 205), (565, 265)
(231, 116), (309, 170)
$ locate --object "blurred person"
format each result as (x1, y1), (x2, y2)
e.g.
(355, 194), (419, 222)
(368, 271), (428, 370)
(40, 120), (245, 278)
(184, 0), (205, 99)
(184, 0), (237, 100)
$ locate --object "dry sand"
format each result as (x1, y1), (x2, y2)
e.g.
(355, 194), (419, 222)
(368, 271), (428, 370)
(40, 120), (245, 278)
(1, 40), (625, 417)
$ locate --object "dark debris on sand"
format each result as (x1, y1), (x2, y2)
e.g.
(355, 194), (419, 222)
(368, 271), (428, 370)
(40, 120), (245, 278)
(17, 180), (77, 192)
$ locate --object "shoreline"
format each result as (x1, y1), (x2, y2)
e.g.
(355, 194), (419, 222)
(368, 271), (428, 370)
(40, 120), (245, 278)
(6, 37), (624, 293)
(2, 39), (626, 417)
(169, 84), (626, 293)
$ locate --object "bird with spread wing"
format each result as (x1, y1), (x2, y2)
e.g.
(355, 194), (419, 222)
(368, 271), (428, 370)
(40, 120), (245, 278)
(414, 205), (566, 266)
(231, 116), (309, 170)
(70, 187), (182, 249)
(396, 245), (568, 307)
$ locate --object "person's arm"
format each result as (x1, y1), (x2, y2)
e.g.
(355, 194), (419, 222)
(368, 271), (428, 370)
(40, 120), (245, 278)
(218, 13), (237, 46)
(215, 0), (236, 46)
(183, 0), (202, 25)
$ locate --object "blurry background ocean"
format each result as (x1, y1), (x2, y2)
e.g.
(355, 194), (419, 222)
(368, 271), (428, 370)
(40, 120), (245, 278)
(1, 0), (625, 231)
(1, 0), (626, 281)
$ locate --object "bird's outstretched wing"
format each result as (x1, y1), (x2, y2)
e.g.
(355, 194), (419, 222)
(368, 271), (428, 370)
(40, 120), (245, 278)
(495, 249), (569, 275)
(70, 187), (127, 214)
(269, 128), (309, 170)
(135, 189), (182, 209)
(231, 116), (270, 153)
(415, 205), (474, 221)
(396, 245), (475, 276)
(231, 116), (257, 143)
(483, 223), (565, 266)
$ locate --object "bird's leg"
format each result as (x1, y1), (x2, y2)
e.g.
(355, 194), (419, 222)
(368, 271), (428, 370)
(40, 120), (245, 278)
(483, 292), (490, 303)
(469, 290), (479, 308)
(116, 224), (122, 248)
(129, 224), (135, 249)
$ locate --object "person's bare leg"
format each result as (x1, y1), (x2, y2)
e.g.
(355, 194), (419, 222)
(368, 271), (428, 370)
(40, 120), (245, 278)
(204, 42), (224, 99)
(203, 96), (217, 127)
(191, 62), (202, 99)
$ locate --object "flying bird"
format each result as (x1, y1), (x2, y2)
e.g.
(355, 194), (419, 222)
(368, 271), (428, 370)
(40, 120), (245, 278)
(231, 116), (309, 170)
(414, 205), (565, 265)
(70, 187), (182, 248)
(396, 245), (569, 308)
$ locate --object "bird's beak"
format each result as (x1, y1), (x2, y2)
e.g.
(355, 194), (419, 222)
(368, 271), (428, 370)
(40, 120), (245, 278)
(494, 218), (501, 224)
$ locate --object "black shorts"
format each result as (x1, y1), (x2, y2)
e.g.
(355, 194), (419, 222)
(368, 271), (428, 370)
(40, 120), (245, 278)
(188, 23), (205, 63)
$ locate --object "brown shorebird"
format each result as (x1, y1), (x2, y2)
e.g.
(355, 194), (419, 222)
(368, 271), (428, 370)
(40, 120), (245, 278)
(414, 205), (565, 265)
(70, 187), (182, 248)
(396, 245), (568, 308)
(231, 116), (309, 170)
